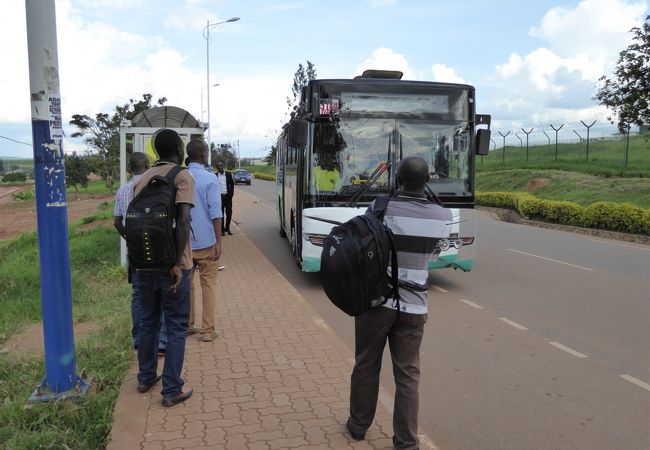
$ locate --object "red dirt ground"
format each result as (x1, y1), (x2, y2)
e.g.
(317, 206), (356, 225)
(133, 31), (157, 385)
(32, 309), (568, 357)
(0, 186), (113, 240)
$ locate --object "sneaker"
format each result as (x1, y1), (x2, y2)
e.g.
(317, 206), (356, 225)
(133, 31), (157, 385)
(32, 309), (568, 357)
(199, 331), (218, 342)
(137, 375), (161, 393)
(346, 419), (366, 441)
(187, 327), (200, 336)
(162, 388), (193, 407)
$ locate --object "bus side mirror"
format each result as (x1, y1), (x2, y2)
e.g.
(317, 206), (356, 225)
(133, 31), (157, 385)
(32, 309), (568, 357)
(288, 120), (308, 148)
(476, 129), (490, 155)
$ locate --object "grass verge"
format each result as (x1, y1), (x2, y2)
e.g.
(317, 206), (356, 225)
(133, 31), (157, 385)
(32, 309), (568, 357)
(0, 206), (132, 450)
(476, 169), (650, 209)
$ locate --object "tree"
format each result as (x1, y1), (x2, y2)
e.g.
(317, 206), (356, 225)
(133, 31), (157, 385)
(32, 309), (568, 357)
(264, 145), (277, 165)
(0, 159), (4, 173)
(64, 151), (91, 192)
(286, 61), (317, 114)
(594, 15), (650, 132)
(211, 143), (237, 170)
(69, 94), (167, 192)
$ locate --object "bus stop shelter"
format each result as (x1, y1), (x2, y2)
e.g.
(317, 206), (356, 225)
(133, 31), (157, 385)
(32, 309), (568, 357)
(118, 105), (207, 264)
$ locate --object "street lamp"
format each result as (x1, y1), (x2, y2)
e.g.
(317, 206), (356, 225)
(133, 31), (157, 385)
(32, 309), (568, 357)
(203, 16), (240, 168)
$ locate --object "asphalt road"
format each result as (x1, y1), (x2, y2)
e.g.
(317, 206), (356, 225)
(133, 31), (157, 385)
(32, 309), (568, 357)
(231, 179), (650, 450)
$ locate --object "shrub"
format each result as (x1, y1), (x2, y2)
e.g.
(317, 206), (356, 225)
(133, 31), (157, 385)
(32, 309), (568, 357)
(475, 192), (519, 209)
(543, 200), (585, 227)
(583, 202), (646, 234)
(2, 172), (27, 183)
(253, 172), (275, 181)
(476, 192), (649, 235)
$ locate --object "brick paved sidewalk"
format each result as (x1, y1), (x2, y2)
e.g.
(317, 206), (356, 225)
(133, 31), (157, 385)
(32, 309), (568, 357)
(107, 193), (433, 449)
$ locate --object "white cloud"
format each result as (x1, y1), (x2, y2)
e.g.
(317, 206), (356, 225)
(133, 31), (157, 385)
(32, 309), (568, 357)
(486, 0), (648, 128)
(354, 48), (414, 79)
(530, 0), (647, 61)
(431, 64), (468, 84)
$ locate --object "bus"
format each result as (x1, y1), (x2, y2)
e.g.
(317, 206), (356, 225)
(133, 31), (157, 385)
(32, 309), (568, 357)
(276, 69), (490, 272)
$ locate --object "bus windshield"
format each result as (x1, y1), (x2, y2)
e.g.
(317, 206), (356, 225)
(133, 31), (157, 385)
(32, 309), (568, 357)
(308, 84), (472, 199)
(309, 117), (471, 198)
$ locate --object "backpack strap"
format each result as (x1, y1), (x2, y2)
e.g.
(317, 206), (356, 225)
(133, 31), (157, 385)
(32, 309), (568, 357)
(374, 196), (402, 315)
(372, 195), (391, 219)
(163, 164), (184, 183)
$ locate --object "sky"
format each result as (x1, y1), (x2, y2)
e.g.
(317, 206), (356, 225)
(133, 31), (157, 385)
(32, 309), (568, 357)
(0, 0), (647, 159)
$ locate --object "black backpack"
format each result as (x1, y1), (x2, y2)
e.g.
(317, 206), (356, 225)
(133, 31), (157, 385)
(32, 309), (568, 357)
(125, 164), (184, 271)
(320, 196), (400, 316)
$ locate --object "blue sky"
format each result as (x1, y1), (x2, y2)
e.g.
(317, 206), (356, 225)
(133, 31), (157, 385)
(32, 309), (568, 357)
(0, 0), (647, 158)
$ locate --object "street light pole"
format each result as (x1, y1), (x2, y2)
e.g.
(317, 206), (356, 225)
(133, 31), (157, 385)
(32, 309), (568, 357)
(204, 16), (240, 168)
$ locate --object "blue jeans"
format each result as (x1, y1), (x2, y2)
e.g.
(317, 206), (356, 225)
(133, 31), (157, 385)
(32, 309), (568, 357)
(136, 269), (190, 397)
(131, 271), (168, 351)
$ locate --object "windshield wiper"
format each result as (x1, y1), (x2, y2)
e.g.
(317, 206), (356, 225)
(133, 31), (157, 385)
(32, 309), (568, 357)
(346, 161), (391, 207)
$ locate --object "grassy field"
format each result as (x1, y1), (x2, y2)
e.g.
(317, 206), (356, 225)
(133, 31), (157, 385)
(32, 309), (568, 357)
(478, 134), (650, 178)
(476, 169), (650, 209)
(0, 205), (133, 449)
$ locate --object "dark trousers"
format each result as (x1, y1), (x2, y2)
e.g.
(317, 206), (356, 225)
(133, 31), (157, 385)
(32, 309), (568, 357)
(349, 307), (427, 450)
(221, 194), (233, 232)
(136, 269), (190, 397)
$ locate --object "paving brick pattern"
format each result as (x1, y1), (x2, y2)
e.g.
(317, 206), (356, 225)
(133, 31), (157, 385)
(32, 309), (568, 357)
(108, 194), (410, 449)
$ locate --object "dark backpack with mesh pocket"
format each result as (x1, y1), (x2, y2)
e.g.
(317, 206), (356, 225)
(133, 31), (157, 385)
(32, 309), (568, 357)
(125, 165), (183, 271)
(320, 197), (400, 316)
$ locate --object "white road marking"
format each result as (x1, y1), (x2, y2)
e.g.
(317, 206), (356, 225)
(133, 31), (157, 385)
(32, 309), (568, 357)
(431, 285), (448, 293)
(548, 341), (588, 358)
(507, 249), (594, 271)
(499, 317), (528, 330)
(460, 299), (483, 309)
(620, 374), (650, 393)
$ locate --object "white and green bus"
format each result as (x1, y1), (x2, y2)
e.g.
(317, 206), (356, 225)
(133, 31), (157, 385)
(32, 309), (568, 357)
(276, 70), (490, 272)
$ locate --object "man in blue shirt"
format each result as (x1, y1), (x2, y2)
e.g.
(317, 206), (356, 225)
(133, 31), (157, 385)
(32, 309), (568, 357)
(186, 139), (222, 342)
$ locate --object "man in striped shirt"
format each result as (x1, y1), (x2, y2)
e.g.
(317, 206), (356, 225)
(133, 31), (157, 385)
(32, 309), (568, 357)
(347, 156), (452, 450)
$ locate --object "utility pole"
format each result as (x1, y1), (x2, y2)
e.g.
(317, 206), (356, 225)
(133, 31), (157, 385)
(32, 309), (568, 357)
(25, 0), (88, 402)
(521, 128), (534, 163)
(550, 123), (564, 161)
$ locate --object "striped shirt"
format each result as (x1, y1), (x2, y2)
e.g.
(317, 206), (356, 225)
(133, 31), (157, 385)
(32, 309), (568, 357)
(113, 174), (142, 226)
(370, 193), (452, 315)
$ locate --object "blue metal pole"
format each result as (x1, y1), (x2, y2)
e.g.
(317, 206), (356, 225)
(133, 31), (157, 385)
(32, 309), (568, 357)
(25, 0), (87, 402)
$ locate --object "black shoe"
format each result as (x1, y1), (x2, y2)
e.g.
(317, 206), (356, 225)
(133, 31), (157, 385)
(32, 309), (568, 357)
(162, 388), (193, 407)
(221, 231), (225, 236)
(137, 375), (161, 393)
(227, 230), (233, 235)
(346, 419), (365, 441)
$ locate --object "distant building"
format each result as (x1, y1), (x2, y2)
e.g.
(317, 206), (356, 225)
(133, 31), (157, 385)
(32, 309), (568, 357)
(247, 158), (266, 166)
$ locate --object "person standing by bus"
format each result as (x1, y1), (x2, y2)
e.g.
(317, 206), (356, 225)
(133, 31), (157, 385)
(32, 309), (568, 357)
(214, 160), (234, 235)
(133, 129), (194, 407)
(346, 156), (452, 449)
(186, 140), (222, 342)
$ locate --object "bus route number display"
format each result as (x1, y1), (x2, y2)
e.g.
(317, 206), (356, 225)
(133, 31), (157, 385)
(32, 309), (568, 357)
(319, 99), (340, 116)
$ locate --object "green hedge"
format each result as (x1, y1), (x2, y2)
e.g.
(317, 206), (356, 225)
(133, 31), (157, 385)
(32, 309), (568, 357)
(253, 172), (275, 181)
(476, 192), (650, 235)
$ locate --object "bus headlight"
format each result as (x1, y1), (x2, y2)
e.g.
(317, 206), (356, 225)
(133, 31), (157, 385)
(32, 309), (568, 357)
(304, 233), (327, 247)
